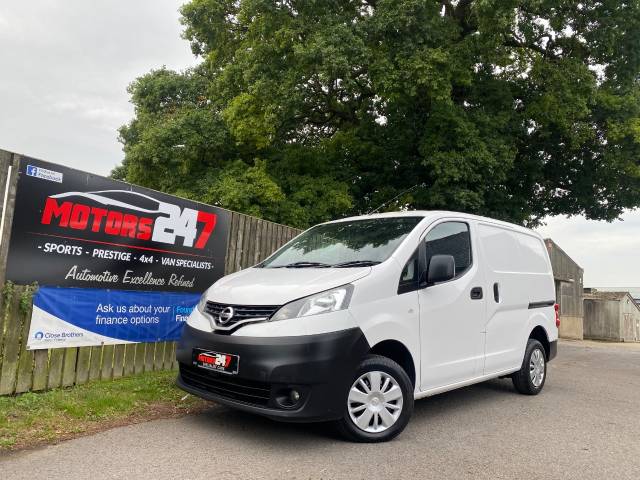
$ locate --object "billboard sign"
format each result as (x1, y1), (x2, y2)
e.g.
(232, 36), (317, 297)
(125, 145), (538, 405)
(6, 158), (230, 292)
(3, 158), (231, 349)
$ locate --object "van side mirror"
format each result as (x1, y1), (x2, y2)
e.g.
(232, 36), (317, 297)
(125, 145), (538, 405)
(426, 254), (455, 285)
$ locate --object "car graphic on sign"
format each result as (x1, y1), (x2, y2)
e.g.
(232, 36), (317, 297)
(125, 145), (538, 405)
(50, 190), (170, 215)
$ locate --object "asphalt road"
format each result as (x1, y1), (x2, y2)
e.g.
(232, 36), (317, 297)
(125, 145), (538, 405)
(2, 340), (639, 480)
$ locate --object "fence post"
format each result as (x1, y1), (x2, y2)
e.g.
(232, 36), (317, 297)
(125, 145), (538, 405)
(32, 349), (49, 391)
(75, 347), (92, 385)
(112, 344), (126, 378)
(0, 152), (20, 288)
(0, 285), (25, 394)
(15, 290), (35, 393)
(61, 347), (78, 387)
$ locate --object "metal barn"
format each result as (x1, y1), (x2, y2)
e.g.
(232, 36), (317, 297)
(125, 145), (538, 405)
(545, 239), (584, 339)
(583, 290), (640, 342)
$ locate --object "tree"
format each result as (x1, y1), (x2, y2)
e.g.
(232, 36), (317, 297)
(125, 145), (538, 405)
(116, 0), (640, 228)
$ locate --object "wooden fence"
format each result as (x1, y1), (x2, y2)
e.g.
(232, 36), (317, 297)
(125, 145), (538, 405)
(0, 150), (301, 395)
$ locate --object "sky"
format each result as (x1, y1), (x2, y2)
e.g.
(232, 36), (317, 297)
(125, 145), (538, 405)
(0, 0), (638, 287)
(536, 213), (640, 288)
(0, 0), (196, 176)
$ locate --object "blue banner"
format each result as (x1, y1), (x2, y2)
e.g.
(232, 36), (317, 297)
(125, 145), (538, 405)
(28, 286), (200, 349)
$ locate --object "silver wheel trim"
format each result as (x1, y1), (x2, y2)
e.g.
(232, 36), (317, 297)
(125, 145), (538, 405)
(347, 370), (404, 433)
(529, 348), (545, 388)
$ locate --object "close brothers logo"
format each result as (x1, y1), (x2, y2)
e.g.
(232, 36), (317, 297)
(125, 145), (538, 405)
(40, 190), (218, 249)
(34, 331), (84, 340)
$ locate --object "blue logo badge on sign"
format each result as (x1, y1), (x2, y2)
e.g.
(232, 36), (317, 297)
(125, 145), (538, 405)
(25, 164), (63, 183)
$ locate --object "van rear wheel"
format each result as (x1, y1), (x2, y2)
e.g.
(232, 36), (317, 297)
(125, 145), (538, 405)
(512, 339), (547, 395)
(334, 355), (413, 442)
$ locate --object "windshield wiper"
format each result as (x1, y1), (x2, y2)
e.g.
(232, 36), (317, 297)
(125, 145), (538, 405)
(274, 261), (332, 268)
(332, 260), (381, 268)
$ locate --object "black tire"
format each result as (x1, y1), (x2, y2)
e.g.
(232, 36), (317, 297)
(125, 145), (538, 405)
(334, 354), (414, 443)
(512, 339), (547, 395)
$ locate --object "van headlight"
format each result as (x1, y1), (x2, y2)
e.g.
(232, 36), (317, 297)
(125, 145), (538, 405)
(270, 285), (354, 322)
(196, 292), (210, 318)
(187, 291), (213, 331)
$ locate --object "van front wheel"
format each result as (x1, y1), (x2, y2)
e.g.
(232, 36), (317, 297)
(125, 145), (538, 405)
(335, 355), (414, 442)
(512, 339), (547, 395)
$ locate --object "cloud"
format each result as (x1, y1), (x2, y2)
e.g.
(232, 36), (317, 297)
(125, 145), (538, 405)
(46, 94), (132, 131)
(0, 0), (196, 175)
(535, 210), (640, 287)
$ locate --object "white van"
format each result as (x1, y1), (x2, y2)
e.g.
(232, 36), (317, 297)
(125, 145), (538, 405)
(177, 211), (559, 442)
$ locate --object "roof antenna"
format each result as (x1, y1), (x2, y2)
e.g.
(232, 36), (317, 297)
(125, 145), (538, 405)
(367, 183), (424, 215)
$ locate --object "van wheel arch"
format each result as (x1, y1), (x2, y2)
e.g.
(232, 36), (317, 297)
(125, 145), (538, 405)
(369, 340), (416, 387)
(529, 325), (550, 360)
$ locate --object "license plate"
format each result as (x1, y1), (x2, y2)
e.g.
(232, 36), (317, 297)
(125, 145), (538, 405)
(192, 349), (239, 375)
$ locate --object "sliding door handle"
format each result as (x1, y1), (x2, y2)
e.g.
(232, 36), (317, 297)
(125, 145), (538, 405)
(470, 287), (483, 300)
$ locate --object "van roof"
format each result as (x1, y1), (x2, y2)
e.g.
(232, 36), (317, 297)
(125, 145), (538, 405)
(325, 210), (539, 237)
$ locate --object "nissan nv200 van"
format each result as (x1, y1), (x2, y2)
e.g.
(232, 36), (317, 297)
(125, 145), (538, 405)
(177, 211), (559, 442)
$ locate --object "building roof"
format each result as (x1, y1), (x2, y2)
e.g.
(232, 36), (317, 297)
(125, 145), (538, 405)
(591, 287), (640, 300)
(544, 238), (583, 271)
(583, 289), (640, 312)
(583, 290), (630, 301)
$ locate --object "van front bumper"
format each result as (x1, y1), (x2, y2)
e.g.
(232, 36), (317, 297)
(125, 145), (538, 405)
(176, 324), (370, 422)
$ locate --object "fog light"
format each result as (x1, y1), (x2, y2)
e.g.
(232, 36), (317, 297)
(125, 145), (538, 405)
(290, 390), (300, 403)
(274, 387), (303, 409)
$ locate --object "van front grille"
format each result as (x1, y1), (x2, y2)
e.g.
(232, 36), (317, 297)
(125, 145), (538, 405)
(204, 302), (280, 328)
(179, 364), (272, 406)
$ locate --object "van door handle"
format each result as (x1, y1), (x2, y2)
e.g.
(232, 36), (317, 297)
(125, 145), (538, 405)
(470, 287), (483, 300)
(493, 283), (500, 303)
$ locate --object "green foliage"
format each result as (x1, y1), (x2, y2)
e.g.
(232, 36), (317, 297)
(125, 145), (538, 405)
(2, 281), (14, 309)
(115, 0), (640, 228)
(2, 282), (14, 337)
(19, 283), (38, 316)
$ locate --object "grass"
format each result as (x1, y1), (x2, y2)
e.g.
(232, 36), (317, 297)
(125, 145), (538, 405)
(0, 370), (207, 452)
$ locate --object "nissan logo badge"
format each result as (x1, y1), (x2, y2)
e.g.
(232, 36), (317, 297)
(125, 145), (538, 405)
(217, 306), (235, 325)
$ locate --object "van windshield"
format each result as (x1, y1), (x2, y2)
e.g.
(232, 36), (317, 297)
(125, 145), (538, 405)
(260, 216), (423, 268)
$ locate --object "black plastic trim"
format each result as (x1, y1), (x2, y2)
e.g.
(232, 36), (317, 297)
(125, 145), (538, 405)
(176, 324), (370, 422)
(548, 340), (558, 361)
(470, 286), (483, 300)
(397, 246), (421, 295)
(528, 300), (556, 309)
